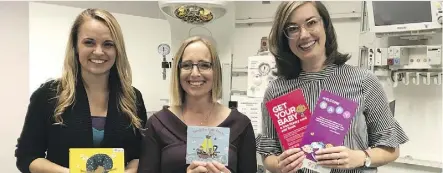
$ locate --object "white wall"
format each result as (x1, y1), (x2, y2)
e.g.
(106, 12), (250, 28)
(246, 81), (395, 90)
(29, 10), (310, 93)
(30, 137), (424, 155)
(0, 2), (30, 172)
(29, 2), (171, 112)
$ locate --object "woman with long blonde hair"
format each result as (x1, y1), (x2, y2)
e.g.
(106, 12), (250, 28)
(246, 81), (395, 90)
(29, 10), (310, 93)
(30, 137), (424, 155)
(137, 36), (257, 173)
(15, 8), (147, 173)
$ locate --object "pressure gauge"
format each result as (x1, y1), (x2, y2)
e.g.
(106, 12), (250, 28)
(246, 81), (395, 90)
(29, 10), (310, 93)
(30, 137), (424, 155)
(258, 63), (271, 76)
(158, 44), (170, 56)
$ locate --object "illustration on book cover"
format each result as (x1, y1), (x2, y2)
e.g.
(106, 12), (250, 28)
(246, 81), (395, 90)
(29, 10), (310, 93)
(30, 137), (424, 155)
(69, 148), (124, 173)
(186, 126), (230, 166)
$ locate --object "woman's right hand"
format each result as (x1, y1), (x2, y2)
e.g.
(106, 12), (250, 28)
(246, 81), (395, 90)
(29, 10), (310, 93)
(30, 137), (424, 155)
(186, 161), (209, 173)
(277, 148), (306, 173)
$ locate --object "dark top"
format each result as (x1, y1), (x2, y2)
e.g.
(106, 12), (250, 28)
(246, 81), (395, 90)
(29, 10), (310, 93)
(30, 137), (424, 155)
(137, 107), (258, 173)
(15, 79), (148, 173)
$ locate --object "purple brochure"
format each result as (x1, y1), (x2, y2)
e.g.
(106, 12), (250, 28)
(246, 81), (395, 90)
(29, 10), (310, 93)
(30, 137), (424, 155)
(300, 90), (358, 172)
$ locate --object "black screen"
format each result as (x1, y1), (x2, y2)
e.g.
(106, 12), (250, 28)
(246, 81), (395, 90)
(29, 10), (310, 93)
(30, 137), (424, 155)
(372, 1), (432, 26)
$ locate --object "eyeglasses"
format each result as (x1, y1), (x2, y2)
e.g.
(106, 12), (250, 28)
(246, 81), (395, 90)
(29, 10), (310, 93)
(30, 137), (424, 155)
(284, 17), (322, 39)
(179, 61), (213, 71)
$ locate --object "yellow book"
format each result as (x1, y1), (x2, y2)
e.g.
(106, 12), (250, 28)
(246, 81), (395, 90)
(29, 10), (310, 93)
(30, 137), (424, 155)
(69, 148), (124, 173)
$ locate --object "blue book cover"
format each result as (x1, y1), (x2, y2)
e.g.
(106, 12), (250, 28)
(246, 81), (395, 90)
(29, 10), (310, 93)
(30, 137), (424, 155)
(186, 126), (230, 166)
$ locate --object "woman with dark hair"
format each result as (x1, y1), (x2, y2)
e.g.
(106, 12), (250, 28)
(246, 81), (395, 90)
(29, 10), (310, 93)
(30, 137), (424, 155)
(256, 2), (409, 173)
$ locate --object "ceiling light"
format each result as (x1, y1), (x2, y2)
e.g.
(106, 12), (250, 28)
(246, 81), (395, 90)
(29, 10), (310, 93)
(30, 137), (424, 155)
(159, 1), (228, 25)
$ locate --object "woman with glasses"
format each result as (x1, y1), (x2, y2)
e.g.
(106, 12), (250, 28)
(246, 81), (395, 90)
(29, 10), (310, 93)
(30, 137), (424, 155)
(137, 36), (257, 173)
(256, 2), (408, 173)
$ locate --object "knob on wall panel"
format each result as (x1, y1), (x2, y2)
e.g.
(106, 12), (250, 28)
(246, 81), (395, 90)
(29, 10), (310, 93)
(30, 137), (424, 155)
(367, 48), (375, 72)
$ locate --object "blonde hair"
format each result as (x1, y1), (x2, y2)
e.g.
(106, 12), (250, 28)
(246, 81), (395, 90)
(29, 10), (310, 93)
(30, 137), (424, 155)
(170, 36), (222, 106)
(53, 8), (142, 129)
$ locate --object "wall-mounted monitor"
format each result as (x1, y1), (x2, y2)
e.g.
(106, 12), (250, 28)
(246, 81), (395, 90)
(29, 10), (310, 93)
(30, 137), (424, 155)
(367, 1), (442, 34)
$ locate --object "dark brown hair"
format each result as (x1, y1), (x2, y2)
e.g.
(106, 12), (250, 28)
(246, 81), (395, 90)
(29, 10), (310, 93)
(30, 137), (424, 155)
(268, 1), (350, 80)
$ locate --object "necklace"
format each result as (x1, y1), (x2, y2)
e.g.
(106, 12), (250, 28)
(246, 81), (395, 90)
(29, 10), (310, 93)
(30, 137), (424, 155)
(181, 103), (215, 126)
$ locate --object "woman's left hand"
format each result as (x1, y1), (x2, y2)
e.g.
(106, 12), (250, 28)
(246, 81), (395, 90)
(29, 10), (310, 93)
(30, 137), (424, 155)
(314, 146), (365, 169)
(206, 161), (231, 173)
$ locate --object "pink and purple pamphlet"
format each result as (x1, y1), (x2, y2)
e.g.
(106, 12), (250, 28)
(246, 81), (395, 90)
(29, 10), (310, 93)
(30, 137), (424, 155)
(265, 89), (312, 150)
(300, 90), (358, 173)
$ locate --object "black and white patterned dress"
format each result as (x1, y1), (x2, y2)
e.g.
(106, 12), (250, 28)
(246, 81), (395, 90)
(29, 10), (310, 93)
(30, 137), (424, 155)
(256, 64), (409, 173)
